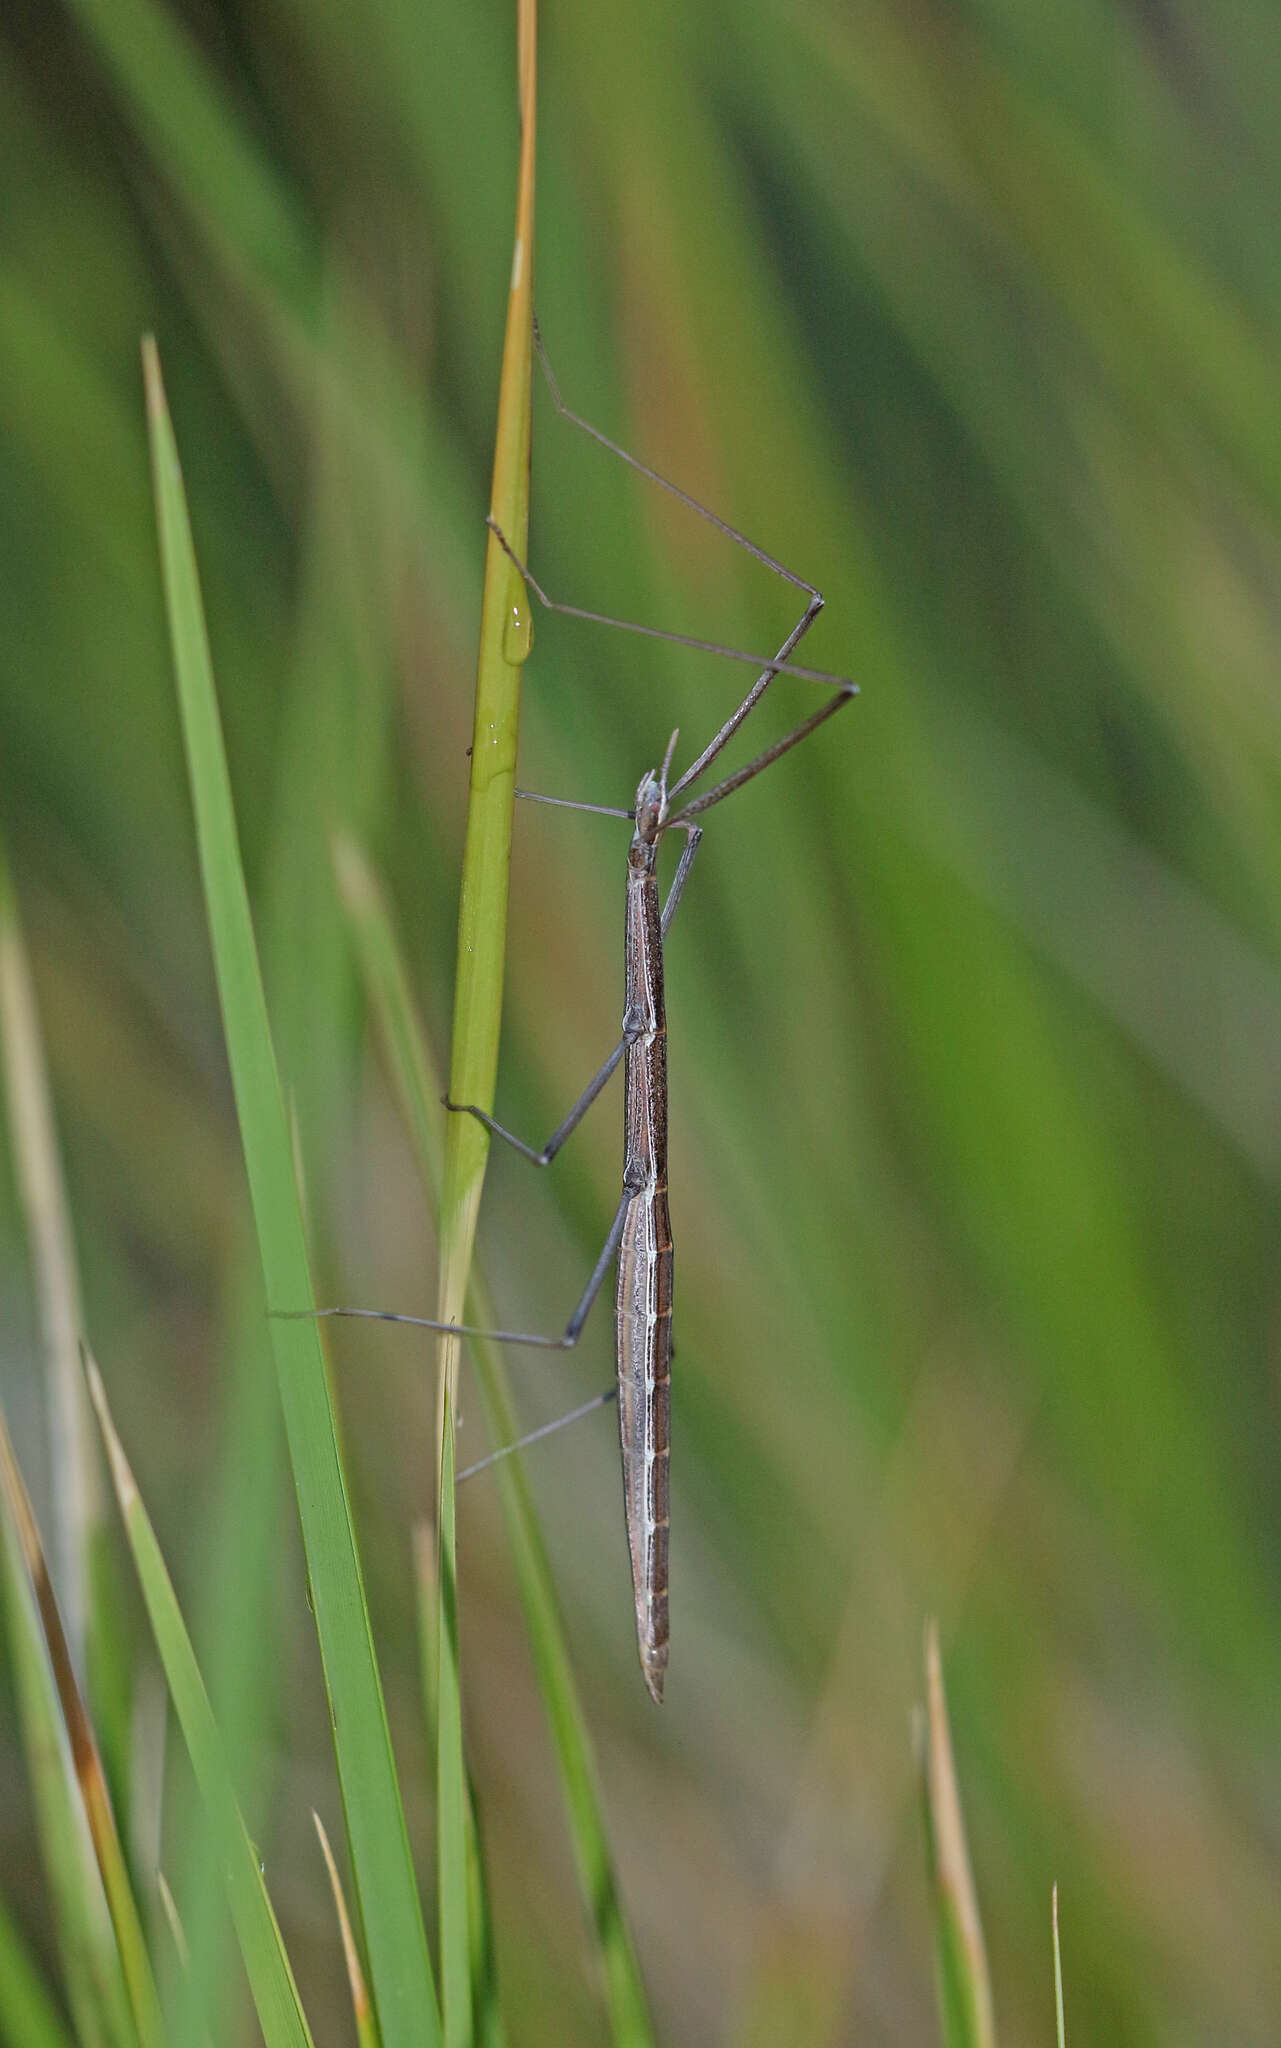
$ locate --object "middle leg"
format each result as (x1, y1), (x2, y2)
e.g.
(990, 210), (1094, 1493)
(444, 820), (705, 1165)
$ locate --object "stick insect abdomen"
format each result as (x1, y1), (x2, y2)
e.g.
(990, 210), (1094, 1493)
(617, 1184), (672, 1703)
(617, 802), (673, 1702)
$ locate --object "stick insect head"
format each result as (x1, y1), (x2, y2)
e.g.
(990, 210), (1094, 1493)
(632, 728), (680, 847)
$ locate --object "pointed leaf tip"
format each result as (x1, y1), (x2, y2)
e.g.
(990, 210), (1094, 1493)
(83, 1353), (138, 1515)
(140, 334), (163, 412)
(920, 1622), (996, 2048)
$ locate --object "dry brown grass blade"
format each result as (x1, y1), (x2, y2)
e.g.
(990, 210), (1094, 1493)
(920, 1620), (997, 2048)
(314, 1812), (377, 2048)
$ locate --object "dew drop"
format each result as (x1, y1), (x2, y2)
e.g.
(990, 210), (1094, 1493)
(502, 588), (533, 664)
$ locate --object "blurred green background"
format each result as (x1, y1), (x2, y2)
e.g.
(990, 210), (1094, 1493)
(3, 0), (1281, 2040)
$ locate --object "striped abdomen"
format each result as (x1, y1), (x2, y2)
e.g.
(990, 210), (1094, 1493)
(616, 1180), (672, 1702)
(616, 841), (671, 1702)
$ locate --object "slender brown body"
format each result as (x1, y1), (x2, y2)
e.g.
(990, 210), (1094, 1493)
(616, 777), (673, 1703)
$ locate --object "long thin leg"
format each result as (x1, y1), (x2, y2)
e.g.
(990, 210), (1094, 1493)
(447, 1034), (637, 1169)
(487, 517), (848, 691)
(458, 1384), (618, 1483)
(660, 820), (703, 933)
(445, 822), (704, 1167)
(273, 1181), (638, 1353)
(529, 318), (858, 801)
(534, 316), (819, 607)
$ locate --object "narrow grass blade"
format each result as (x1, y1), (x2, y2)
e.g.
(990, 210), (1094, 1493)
(413, 1523), (440, 1741)
(464, 1809), (506, 2048)
(63, 0), (311, 307)
(154, 1875), (214, 2048)
(919, 1623), (997, 2048)
(432, 0), (538, 1425)
(125, 1674), (166, 1942)
(433, 10), (538, 2041)
(0, 1405), (160, 2048)
(436, 1401), (470, 2048)
(141, 336), (438, 2048)
(0, 837), (125, 1765)
(154, 1877), (187, 1974)
(313, 1815), (378, 2048)
(85, 1356), (315, 2048)
(153, 1878), (213, 2048)
(1051, 1886), (1065, 2048)
(170, 1278), (290, 2048)
(0, 1882), (76, 2048)
(413, 1525), (506, 2048)
(336, 837), (654, 2047)
(0, 1487), (133, 2048)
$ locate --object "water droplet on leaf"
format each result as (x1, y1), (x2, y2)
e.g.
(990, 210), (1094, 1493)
(503, 588), (533, 664)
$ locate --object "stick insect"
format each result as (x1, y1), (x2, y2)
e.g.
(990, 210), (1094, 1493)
(292, 329), (856, 1702)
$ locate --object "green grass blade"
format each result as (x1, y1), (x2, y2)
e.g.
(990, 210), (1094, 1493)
(920, 1624), (997, 2048)
(84, 1357), (314, 2048)
(0, 1889), (75, 2048)
(1051, 1887), (1065, 2048)
(0, 839), (94, 1645)
(0, 1409), (148, 2048)
(0, 836), (128, 1795)
(63, 0), (311, 307)
(141, 336), (438, 2048)
(0, 1482), (134, 2048)
(413, 1526), (506, 2048)
(432, 0), (537, 1424)
(464, 1809), (506, 2048)
(436, 1402), (470, 2048)
(336, 837), (654, 2047)
(0, 1474), (136, 2048)
(153, 1875), (213, 2048)
(434, 12), (538, 2041)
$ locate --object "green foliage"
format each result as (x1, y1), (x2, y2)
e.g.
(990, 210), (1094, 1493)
(0, 1891), (74, 2048)
(142, 337), (438, 2045)
(86, 1359), (315, 2048)
(2, 0), (1280, 2040)
(0, 1421), (136, 2048)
